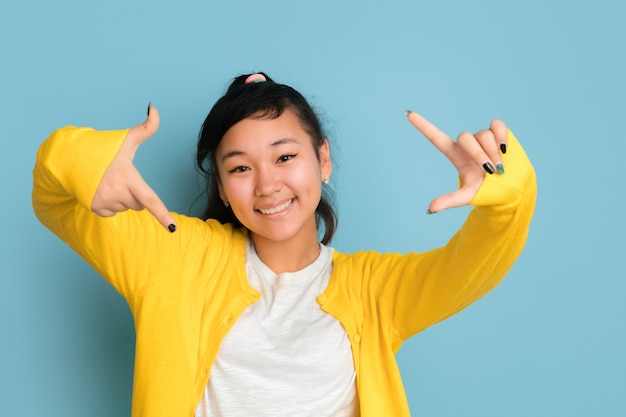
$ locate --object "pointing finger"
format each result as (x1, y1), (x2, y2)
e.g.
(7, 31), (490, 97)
(130, 178), (177, 233)
(406, 110), (456, 157)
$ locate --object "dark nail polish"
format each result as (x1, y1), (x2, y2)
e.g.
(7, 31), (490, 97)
(500, 143), (507, 154)
(483, 162), (495, 175)
(427, 208), (437, 215)
(147, 102), (152, 116)
(168, 224), (176, 233)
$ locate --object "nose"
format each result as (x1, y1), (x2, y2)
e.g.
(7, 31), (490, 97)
(255, 168), (281, 197)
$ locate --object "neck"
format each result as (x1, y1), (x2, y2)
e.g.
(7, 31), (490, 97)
(251, 234), (321, 275)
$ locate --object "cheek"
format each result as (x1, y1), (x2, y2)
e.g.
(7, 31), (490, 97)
(289, 162), (322, 197)
(221, 177), (250, 204)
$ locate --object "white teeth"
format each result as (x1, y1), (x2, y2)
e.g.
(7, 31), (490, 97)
(259, 199), (293, 215)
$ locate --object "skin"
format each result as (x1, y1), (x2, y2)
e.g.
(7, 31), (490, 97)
(215, 109), (332, 273)
(405, 111), (508, 213)
(91, 104), (508, 266)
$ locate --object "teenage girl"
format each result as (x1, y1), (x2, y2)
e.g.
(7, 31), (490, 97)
(33, 72), (536, 417)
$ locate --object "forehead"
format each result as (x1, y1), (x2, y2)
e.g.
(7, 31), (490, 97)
(217, 109), (313, 154)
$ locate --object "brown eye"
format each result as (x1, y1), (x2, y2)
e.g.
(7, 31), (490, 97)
(229, 166), (250, 173)
(278, 154), (297, 163)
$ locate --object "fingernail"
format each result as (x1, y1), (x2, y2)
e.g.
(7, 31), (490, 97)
(147, 102), (152, 116)
(496, 163), (505, 175)
(168, 224), (176, 233)
(405, 109), (412, 117)
(482, 162), (495, 175)
(427, 208), (437, 215)
(500, 143), (507, 154)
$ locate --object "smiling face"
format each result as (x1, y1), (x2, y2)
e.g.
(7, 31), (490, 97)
(215, 109), (332, 251)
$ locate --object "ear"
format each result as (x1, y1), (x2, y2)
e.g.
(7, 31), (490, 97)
(319, 139), (332, 181)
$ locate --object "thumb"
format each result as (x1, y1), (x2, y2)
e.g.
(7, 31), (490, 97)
(125, 103), (161, 150)
(427, 187), (475, 214)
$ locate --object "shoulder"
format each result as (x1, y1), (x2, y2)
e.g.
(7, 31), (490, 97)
(174, 216), (247, 248)
(332, 249), (416, 274)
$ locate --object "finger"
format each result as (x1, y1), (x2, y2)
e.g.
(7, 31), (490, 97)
(130, 178), (177, 232)
(457, 131), (498, 175)
(490, 119), (508, 154)
(406, 111), (457, 158)
(125, 194), (145, 212)
(125, 104), (161, 151)
(474, 129), (504, 175)
(428, 186), (478, 213)
(92, 196), (144, 216)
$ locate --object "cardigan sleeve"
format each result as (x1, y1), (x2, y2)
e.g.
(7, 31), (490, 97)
(31, 126), (215, 301)
(369, 130), (537, 346)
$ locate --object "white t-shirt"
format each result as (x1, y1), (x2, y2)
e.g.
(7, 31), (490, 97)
(195, 240), (359, 417)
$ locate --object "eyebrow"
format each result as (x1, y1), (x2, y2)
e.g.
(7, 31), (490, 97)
(220, 137), (300, 162)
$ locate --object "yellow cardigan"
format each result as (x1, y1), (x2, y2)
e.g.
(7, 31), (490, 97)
(32, 126), (536, 417)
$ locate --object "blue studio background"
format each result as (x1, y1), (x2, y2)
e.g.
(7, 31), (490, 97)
(2, 0), (624, 416)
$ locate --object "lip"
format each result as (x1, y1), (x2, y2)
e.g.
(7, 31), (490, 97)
(256, 198), (294, 216)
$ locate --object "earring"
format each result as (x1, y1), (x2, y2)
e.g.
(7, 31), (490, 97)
(223, 200), (230, 208)
(323, 176), (330, 185)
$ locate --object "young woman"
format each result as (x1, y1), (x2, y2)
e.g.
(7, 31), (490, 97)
(32, 72), (536, 417)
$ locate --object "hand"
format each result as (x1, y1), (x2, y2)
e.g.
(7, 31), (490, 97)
(91, 104), (177, 232)
(406, 111), (508, 213)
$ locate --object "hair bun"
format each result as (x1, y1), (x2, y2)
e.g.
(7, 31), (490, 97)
(245, 73), (267, 84)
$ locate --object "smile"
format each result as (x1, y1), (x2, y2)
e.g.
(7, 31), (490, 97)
(258, 199), (293, 215)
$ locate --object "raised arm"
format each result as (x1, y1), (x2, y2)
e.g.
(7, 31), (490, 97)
(369, 113), (536, 344)
(32, 107), (183, 299)
(406, 111), (511, 213)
